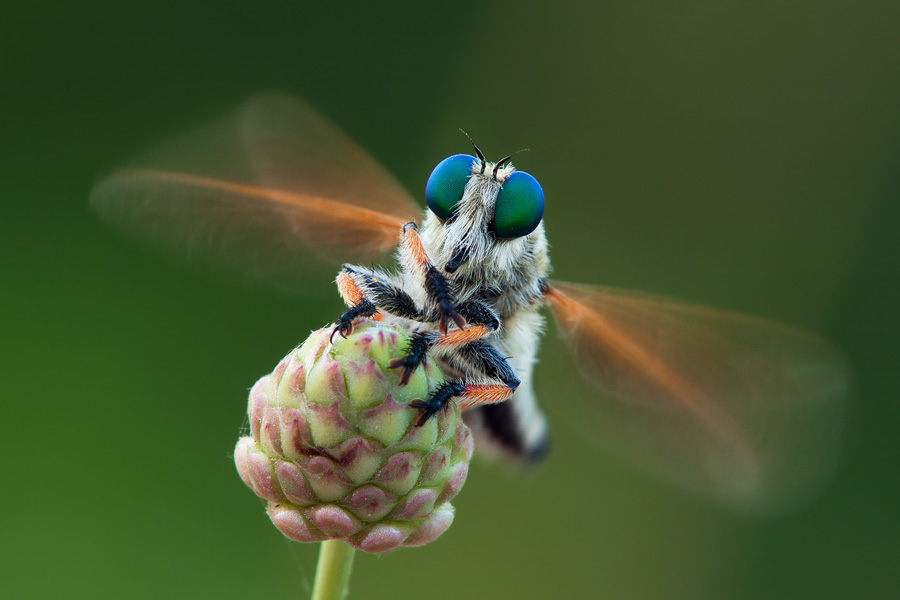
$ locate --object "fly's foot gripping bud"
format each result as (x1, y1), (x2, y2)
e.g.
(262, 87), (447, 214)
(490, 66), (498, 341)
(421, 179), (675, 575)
(411, 381), (466, 427)
(331, 299), (378, 342)
(235, 319), (473, 554)
(389, 331), (437, 385)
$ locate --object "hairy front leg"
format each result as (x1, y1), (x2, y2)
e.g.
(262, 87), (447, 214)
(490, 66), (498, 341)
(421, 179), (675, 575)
(331, 266), (423, 341)
(399, 222), (464, 333)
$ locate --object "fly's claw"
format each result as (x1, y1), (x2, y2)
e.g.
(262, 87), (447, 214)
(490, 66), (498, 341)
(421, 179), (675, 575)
(331, 299), (378, 343)
(330, 318), (354, 343)
(389, 355), (419, 385)
(424, 265), (464, 334)
(388, 331), (436, 385)
(438, 301), (466, 334)
(410, 398), (446, 427)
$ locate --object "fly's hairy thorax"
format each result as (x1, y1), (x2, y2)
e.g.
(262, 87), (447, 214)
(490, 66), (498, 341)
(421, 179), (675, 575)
(419, 212), (550, 322)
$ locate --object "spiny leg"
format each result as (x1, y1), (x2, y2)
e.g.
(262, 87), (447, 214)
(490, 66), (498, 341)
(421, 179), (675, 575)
(400, 223), (464, 334)
(331, 218), (458, 339)
(332, 271), (379, 341)
(332, 266), (423, 340)
(335, 221), (484, 348)
(331, 298), (379, 342)
(408, 335), (522, 426)
(388, 331), (438, 385)
(411, 381), (518, 426)
(389, 299), (502, 385)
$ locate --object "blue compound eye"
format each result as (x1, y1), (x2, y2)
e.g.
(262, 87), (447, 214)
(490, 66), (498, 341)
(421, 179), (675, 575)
(493, 171), (544, 239)
(425, 154), (477, 220)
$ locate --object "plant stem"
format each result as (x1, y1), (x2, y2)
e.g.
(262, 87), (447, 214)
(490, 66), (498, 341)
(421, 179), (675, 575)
(311, 540), (357, 600)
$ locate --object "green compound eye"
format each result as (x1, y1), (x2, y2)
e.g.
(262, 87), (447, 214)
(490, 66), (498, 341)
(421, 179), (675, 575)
(425, 154), (477, 220)
(493, 171), (544, 239)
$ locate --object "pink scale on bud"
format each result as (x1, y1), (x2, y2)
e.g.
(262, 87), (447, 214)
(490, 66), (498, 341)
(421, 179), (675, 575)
(305, 401), (353, 447)
(234, 440), (284, 502)
(277, 407), (313, 462)
(403, 505), (454, 547)
(353, 333), (373, 355)
(351, 523), (410, 554)
(268, 505), (329, 544)
(297, 333), (329, 368)
(436, 462), (469, 505)
(274, 460), (317, 506)
(418, 446), (450, 487)
(271, 359), (288, 383)
(372, 451), (423, 496)
(301, 455), (354, 501)
(391, 488), (438, 521)
(454, 423), (475, 460)
(283, 353), (305, 395)
(331, 437), (384, 484)
(305, 358), (348, 407)
(354, 392), (416, 446)
(395, 414), (440, 452)
(307, 505), (362, 538)
(248, 380), (269, 440)
(342, 359), (388, 411)
(260, 406), (285, 458)
(343, 485), (397, 522)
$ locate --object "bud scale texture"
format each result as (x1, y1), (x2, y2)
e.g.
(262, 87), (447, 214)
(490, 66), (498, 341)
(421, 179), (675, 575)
(235, 319), (473, 554)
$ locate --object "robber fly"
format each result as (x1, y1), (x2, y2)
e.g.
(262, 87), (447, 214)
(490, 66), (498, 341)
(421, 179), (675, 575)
(92, 93), (849, 513)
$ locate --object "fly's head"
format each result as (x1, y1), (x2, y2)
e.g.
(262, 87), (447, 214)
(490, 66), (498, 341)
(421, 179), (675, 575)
(421, 136), (546, 279)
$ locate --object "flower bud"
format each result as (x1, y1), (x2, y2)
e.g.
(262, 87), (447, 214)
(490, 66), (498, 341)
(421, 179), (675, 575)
(235, 319), (473, 554)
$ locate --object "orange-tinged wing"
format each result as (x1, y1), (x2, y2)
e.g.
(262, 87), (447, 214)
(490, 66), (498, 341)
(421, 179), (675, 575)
(544, 280), (849, 514)
(90, 93), (421, 289)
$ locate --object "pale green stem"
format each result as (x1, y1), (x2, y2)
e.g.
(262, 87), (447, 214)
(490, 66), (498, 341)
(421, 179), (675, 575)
(311, 540), (357, 600)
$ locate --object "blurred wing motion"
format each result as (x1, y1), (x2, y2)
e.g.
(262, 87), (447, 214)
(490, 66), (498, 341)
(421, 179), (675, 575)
(544, 280), (849, 514)
(90, 93), (421, 289)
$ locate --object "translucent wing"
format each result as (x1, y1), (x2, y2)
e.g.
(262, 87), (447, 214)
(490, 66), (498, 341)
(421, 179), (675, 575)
(543, 280), (849, 514)
(90, 93), (421, 289)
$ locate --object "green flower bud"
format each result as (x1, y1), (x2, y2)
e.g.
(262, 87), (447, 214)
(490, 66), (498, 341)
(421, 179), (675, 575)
(235, 319), (473, 554)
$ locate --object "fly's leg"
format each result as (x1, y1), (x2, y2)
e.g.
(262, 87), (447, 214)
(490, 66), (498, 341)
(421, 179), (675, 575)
(388, 299), (502, 384)
(335, 268), (519, 425)
(408, 328), (522, 426)
(336, 222), (484, 341)
(332, 219), (463, 339)
(411, 381), (518, 426)
(331, 266), (423, 341)
(411, 381), (466, 425)
(388, 331), (438, 385)
(400, 222), (464, 334)
(333, 222), (516, 425)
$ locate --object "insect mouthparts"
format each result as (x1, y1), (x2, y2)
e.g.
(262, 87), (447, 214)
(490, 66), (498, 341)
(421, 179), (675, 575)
(444, 246), (470, 274)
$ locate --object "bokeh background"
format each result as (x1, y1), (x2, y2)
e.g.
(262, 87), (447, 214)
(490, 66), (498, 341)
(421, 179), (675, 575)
(3, 1), (899, 598)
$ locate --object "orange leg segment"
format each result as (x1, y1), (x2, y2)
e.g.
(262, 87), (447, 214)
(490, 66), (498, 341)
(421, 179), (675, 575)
(401, 223), (431, 269)
(336, 271), (382, 321)
(336, 271), (365, 306)
(456, 384), (515, 411)
(435, 324), (493, 348)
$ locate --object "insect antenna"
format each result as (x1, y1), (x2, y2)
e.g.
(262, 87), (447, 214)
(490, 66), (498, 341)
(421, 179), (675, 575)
(459, 129), (487, 174)
(493, 148), (530, 179)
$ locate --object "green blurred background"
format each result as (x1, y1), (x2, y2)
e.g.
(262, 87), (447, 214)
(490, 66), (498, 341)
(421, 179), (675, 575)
(3, 1), (899, 598)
